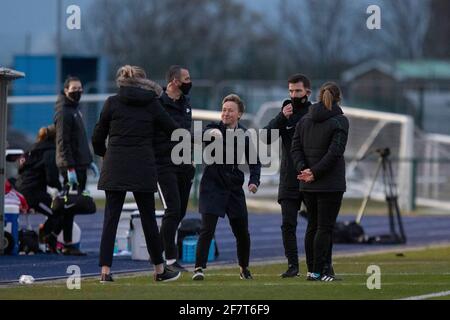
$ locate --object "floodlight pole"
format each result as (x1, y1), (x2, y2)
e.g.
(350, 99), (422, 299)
(0, 68), (25, 255)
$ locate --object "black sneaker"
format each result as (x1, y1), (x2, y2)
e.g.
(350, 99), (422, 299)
(320, 274), (337, 282)
(166, 261), (188, 273)
(240, 268), (253, 280)
(281, 265), (300, 278)
(154, 267), (181, 282)
(62, 245), (87, 256)
(100, 273), (114, 283)
(192, 268), (205, 281)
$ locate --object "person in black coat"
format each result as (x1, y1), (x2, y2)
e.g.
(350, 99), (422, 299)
(263, 73), (311, 278)
(192, 94), (261, 281)
(54, 76), (98, 255)
(92, 65), (181, 283)
(154, 66), (196, 272)
(291, 82), (349, 281)
(16, 125), (62, 252)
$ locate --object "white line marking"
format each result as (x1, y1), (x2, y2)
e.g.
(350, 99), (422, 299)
(399, 290), (450, 300)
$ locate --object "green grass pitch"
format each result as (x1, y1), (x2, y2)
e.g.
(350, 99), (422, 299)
(1, 245), (449, 300)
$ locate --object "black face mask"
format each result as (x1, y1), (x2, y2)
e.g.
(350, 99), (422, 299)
(179, 81), (192, 95)
(291, 96), (308, 108)
(68, 91), (82, 103)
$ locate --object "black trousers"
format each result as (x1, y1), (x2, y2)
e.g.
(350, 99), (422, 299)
(59, 168), (87, 243)
(158, 165), (195, 260)
(280, 198), (302, 267)
(24, 191), (60, 236)
(195, 213), (250, 269)
(303, 192), (343, 274)
(99, 190), (164, 267)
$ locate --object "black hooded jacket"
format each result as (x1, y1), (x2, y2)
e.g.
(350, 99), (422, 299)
(264, 98), (311, 201)
(92, 80), (179, 192)
(15, 139), (62, 195)
(54, 93), (93, 169)
(198, 121), (261, 218)
(153, 91), (193, 171)
(291, 102), (349, 192)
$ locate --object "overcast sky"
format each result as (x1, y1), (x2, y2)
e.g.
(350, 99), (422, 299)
(0, 0), (277, 67)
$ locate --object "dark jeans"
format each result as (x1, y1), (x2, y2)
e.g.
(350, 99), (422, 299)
(158, 165), (195, 260)
(303, 192), (343, 274)
(280, 198), (302, 267)
(59, 168), (87, 243)
(99, 190), (164, 267)
(195, 213), (250, 269)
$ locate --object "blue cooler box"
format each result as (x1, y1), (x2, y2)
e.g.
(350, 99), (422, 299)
(182, 236), (215, 263)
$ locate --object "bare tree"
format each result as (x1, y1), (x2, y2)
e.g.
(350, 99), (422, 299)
(380, 0), (431, 59)
(278, 0), (361, 78)
(84, 0), (278, 80)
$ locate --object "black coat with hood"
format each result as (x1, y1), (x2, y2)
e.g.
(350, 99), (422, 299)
(153, 91), (193, 173)
(54, 93), (93, 169)
(199, 121), (261, 218)
(15, 139), (62, 195)
(264, 98), (311, 202)
(291, 102), (349, 192)
(92, 77), (179, 193)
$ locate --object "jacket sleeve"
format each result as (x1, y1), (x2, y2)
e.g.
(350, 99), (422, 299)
(153, 100), (180, 136)
(290, 120), (308, 172)
(92, 98), (112, 157)
(55, 108), (75, 168)
(43, 149), (62, 191)
(261, 112), (287, 145)
(245, 135), (261, 187)
(310, 117), (349, 179)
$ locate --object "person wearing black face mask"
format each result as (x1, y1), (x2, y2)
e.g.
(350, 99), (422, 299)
(53, 75), (97, 255)
(154, 65), (195, 272)
(263, 74), (312, 278)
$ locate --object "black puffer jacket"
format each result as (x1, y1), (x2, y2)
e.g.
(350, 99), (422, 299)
(92, 79), (179, 192)
(54, 93), (93, 169)
(15, 139), (62, 194)
(291, 102), (349, 192)
(153, 91), (192, 171)
(264, 98), (311, 201)
(199, 121), (261, 218)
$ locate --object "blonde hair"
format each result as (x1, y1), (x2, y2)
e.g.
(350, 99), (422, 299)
(222, 94), (245, 114)
(116, 65), (147, 80)
(319, 82), (341, 110)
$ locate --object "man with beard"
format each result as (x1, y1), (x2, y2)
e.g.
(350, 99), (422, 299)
(263, 74), (312, 278)
(155, 66), (196, 272)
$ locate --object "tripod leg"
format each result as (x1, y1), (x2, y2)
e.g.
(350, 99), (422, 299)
(382, 159), (397, 236)
(356, 157), (383, 224)
(386, 157), (407, 243)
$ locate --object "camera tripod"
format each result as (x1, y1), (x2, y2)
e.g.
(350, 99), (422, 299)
(355, 148), (407, 244)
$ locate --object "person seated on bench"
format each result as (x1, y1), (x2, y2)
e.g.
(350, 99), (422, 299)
(15, 125), (65, 254)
